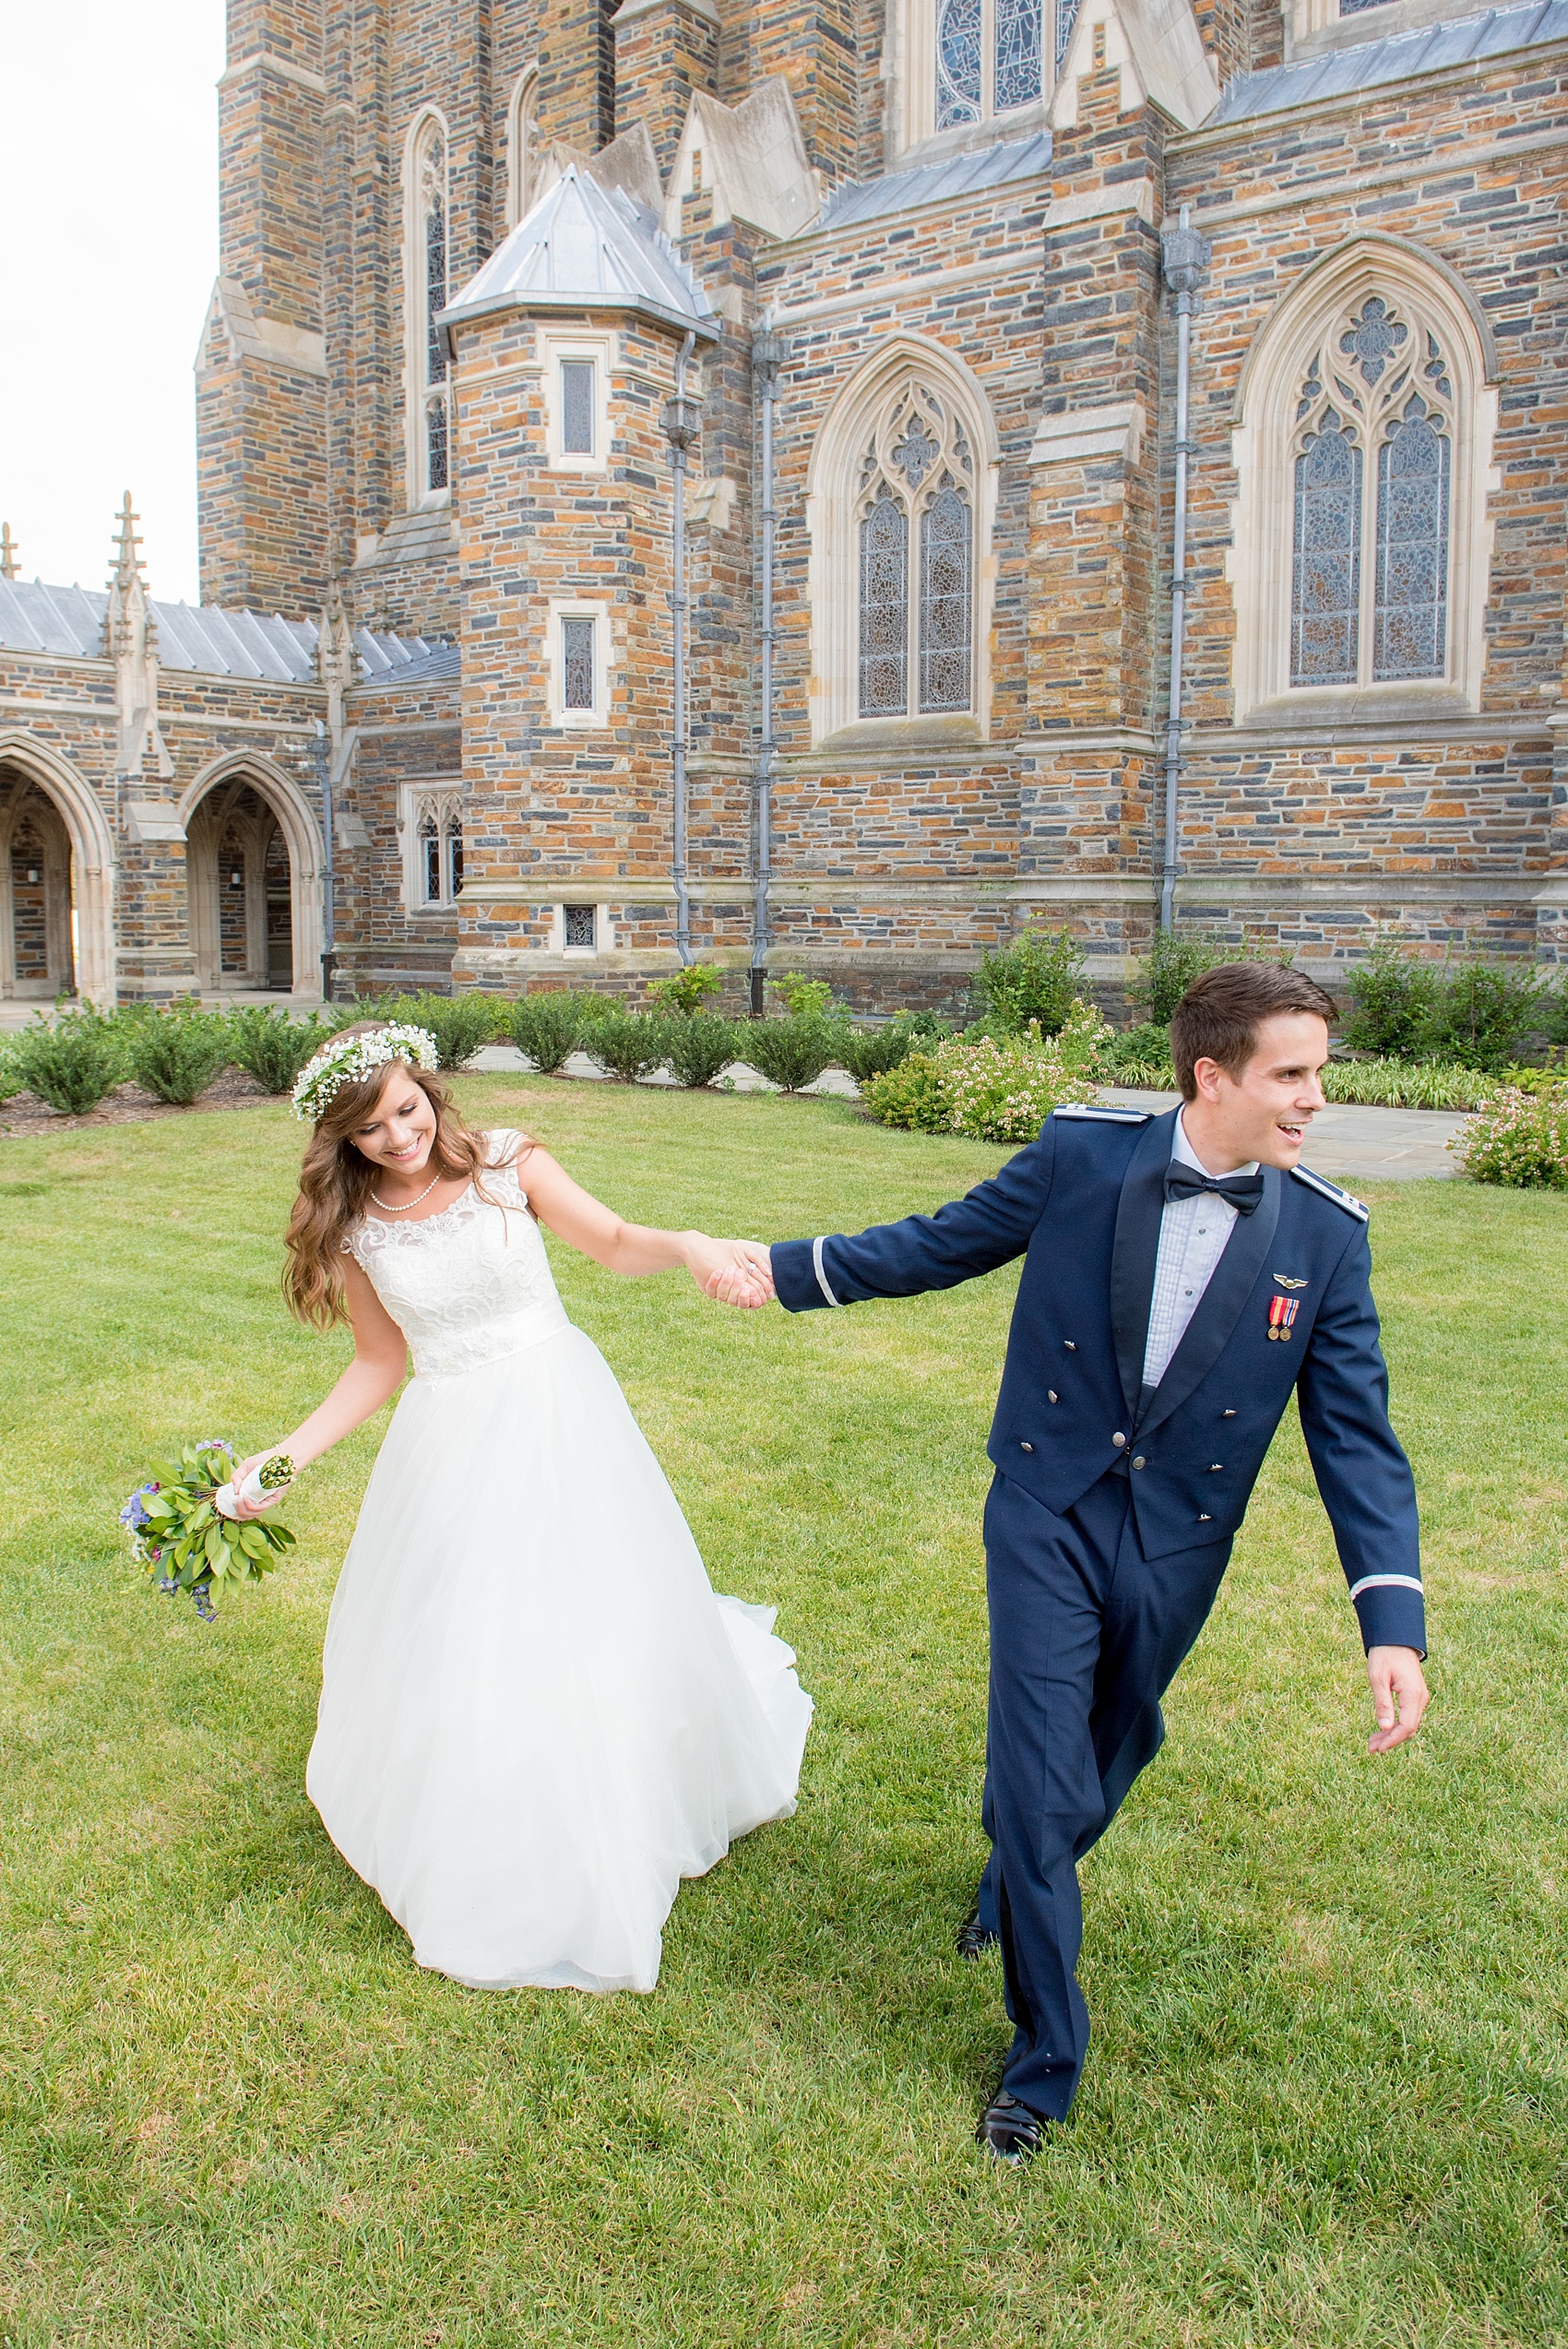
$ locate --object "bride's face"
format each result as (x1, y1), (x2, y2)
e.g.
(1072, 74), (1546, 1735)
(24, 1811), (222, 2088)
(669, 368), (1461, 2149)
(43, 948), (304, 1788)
(350, 1065), (439, 1174)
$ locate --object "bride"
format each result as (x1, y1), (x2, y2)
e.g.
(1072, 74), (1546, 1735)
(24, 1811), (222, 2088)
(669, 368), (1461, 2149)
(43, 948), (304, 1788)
(233, 1019), (811, 1994)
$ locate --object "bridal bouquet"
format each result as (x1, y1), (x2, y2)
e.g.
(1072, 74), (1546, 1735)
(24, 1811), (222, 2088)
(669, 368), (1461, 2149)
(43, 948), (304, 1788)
(120, 1440), (296, 1620)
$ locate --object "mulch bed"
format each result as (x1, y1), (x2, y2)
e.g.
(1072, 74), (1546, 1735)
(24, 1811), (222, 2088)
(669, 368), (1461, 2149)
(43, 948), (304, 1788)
(0, 1067), (279, 1139)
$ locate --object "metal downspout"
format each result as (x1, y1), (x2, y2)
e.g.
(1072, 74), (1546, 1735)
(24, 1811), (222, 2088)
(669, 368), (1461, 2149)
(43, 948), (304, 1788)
(1158, 208), (1211, 935)
(662, 334), (700, 966)
(313, 717), (337, 1000)
(750, 326), (785, 1018)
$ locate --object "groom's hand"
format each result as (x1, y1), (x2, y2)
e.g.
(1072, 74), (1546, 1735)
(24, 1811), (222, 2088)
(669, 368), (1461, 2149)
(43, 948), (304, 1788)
(1365, 1645), (1429, 1753)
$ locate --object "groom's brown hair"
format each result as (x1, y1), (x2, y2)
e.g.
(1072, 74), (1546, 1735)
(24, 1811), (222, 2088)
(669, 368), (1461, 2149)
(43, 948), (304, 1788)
(1170, 961), (1338, 1100)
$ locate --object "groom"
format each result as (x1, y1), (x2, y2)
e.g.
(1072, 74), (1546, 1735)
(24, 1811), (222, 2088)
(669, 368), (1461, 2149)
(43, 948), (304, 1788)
(749, 961), (1428, 2159)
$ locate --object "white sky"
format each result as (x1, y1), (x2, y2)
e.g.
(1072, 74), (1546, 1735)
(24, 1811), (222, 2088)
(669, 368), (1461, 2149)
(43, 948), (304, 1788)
(2, 2), (223, 604)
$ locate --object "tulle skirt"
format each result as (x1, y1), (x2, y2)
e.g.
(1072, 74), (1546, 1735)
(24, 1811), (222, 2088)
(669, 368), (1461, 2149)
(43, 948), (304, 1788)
(306, 1323), (812, 1992)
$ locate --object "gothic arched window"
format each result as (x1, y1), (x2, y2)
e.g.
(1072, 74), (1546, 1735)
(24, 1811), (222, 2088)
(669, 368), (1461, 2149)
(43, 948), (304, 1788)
(401, 784), (464, 907)
(1289, 295), (1454, 689)
(505, 67), (540, 228)
(855, 387), (976, 719)
(406, 113), (451, 507)
(936, 0), (1045, 130)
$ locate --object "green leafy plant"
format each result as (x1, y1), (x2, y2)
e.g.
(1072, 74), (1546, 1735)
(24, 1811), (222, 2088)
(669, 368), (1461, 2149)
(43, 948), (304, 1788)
(0, 1041), (23, 1103)
(1320, 1057), (1495, 1110)
(1450, 1081), (1568, 1188)
(863, 1052), (946, 1131)
(9, 1006), (126, 1115)
(584, 1010), (671, 1084)
(227, 1005), (346, 1094)
(742, 1014), (839, 1093)
(837, 1022), (916, 1085)
(372, 990), (505, 1070)
(510, 992), (586, 1076)
(121, 1439), (297, 1620)
(1340, 940), (1441, 1060)
(1421, 959), (1547, 1074)
(662, 1015), (739, 1089)
(1100, 1020), (1176, 1087)
(126, 1004), (234, 1106)
(767, 972), (839, 1019)
(972, 927), (1087, 1037)
(649, 963), (725, 1018)
(864, 1012), (1102, 1142)
(1126, 929), (1294, 1027)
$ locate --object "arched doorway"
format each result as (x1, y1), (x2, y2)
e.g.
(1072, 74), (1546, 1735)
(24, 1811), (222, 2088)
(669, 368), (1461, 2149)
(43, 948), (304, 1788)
(182, 758), (322, 997)
(0, 763), (77, 999)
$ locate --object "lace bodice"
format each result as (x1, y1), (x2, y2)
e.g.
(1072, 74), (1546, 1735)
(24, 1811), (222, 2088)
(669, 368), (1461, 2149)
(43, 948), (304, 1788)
(349, 1130), (568, 1378)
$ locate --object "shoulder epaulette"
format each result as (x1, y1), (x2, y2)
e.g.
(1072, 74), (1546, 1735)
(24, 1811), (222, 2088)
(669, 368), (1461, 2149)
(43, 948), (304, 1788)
(1290, 1164), (1370, 1222)
(1053, 1103), (1153, 1124)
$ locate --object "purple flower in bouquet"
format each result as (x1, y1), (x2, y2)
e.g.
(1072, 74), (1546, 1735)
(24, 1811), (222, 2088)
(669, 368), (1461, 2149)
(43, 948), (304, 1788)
(119, 1480), (160, 1532)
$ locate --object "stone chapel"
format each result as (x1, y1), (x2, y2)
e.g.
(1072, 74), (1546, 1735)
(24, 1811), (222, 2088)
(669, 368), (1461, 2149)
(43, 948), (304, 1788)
(0, 0), (1564, 1008)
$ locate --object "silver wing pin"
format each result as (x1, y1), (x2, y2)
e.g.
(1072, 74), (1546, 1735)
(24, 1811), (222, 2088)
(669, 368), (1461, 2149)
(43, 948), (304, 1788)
(1273, 1274), (1309, 1290)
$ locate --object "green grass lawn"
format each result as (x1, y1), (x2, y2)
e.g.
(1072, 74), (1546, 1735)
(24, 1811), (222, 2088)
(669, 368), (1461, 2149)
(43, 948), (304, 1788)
(1, 1077), (1564, 2348)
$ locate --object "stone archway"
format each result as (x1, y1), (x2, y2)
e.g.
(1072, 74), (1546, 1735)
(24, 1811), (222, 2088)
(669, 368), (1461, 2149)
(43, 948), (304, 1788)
(180, 756), (323, 997)
(0, 736), (117, 1003)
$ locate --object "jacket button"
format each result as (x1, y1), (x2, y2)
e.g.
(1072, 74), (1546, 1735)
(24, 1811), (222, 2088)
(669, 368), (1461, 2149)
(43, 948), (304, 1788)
(1048, 1389), (1059, 1403)
(1198, 1513), (1212, 1522)
(1132, 1456), (1146, 1470)
(1111, 1432), (1126, 1449)
(1019, 1441), (1034, 1453)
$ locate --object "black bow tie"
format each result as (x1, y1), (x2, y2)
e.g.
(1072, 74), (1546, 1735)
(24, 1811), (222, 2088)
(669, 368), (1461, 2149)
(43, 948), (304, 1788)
(1164, 1165), (1265, 1215)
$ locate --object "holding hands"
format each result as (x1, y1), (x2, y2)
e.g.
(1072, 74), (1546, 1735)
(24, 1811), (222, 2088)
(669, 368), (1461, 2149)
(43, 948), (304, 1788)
(687, 1235), (776, 1308)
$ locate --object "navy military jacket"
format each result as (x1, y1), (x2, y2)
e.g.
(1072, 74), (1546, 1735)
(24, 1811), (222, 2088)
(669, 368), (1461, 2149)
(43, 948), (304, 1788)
(771, 1104), (1426, 1655)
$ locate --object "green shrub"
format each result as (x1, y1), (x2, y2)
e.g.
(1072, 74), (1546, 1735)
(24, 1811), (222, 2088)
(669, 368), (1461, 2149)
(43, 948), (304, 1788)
(741, 1014), (839, 1093)
(863, 1052), (947, 1132)
(1100, 1020), (1176, 1087)
(10, 1007), (126, 1115)
(648, 963), (724, 1017)
(228, 1005), (344, 1094)
(126, 1005), (233, 1106)
(663, 1015), (739, 1089)
(510, 992), (585, 1076)
(972, 926), (1087, 1036)
(1421, 959), (1546, 1073)
(1450, 1083), (1568, 1188)
(585, 1010), (671, 1084)
(0, 1042), (23, 1103)
(1127, 929), (1293, 1027)
(373, 990), (505, 1070)
(837, 1021), (918, 1085)
(1341, 941), (1440, 1060)
(767, 972), (838, 1019)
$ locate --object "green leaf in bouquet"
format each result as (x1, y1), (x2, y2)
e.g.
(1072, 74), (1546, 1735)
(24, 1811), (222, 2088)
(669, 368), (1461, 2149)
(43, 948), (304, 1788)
(266, 1524), (297, 1553)
(204, 1524), (227, 1568)
(238, 1527), (268, 1559)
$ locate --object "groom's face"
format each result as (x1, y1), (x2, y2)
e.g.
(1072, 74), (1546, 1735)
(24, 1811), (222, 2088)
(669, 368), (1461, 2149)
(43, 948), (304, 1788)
(1196, 1012), (1330, 1171)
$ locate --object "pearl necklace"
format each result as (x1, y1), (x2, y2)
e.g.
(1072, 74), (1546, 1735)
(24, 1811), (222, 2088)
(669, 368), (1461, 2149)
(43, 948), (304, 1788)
(369, 1168), (444, 1214)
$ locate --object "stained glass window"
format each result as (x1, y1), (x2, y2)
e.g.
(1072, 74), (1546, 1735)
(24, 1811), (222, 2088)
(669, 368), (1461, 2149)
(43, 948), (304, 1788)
(1291, 412), (1362, 687)
(993, 0), (1042, 113)
(1055, 0), (1080, 63)
(564, 904), (597, 949)
(562, 618), (596, 711)
(936, 0), (982, 127)
(419, 814), (442, 904)
(919, 486), (972, 712)
(1338, 0), (1389, 15)
(561, 361), (595, 457)
(410, 125), (450, 502)
(445, 818), (464, 901)
(1338, 294), (1405, 388)
(1373, 396), (1449, 680)
(425, 195), (447, 388)
(860, 487), (909, 716)
(426, 398), (448, 495)
(936, 0), (1044, 129)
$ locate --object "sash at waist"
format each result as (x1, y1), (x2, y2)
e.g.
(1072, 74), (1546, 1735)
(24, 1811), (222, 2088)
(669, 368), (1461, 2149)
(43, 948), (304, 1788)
(409, 1295), (571, 1381)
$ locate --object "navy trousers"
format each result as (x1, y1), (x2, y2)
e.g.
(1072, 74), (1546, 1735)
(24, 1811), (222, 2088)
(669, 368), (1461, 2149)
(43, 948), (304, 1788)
(975, 1468), (1232, 2121)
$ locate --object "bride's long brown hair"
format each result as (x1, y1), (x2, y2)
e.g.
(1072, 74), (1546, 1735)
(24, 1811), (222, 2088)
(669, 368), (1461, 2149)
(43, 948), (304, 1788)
(283, 1023), (524, 1329)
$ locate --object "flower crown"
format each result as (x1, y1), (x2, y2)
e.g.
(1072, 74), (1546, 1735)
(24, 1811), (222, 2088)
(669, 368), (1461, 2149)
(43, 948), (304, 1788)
(291, 1023), (440, 1123)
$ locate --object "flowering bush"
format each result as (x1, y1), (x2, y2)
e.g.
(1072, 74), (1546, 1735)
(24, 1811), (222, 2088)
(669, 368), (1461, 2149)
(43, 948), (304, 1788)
(865, 1001), (1104, 1142)
(1448, 1084), (1568, 1189)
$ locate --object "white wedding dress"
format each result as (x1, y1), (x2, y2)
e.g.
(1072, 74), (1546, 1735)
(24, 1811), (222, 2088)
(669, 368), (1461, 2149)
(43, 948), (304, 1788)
(305, 1130), (812, 1993)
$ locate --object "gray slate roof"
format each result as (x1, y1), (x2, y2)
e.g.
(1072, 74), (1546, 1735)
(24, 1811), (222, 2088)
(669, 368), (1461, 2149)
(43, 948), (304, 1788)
(816, 130), (1053, 234)
(1212, 0), (1568, 123)
(0, 577), (453, 690)
(441, 165), (719, 341)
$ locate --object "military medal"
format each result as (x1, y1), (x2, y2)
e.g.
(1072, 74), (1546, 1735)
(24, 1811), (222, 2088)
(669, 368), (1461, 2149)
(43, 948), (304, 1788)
(1267, 1294), (1300, 1341)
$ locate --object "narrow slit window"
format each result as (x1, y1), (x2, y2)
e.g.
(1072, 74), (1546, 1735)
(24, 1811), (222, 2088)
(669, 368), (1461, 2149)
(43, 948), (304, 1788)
(445, 817), (464, 901)
(564, 904), (597, 949)
(561, 361), (595, 458)
(1372, 396), (1449, 681)
(859, 486), (909, 717)
(919, 485), (973, 712)
(561, 617), (596, 711)
(1291, 411), (1362, 688)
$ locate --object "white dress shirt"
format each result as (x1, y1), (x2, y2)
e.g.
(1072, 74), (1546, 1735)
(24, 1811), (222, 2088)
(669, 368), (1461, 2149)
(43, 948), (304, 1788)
(1141, 1112), (1260, 1389)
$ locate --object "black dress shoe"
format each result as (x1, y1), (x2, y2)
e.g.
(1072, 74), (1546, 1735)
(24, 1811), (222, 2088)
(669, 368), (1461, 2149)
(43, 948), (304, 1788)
(956, 1909), (999, 1961)
(976, 2091), (1049, 2164)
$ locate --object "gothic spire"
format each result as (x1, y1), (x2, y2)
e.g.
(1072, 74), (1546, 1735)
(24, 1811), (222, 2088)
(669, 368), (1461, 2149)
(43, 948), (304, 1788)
(110, 491), (146, 593)
(0, 522), (18, 581)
